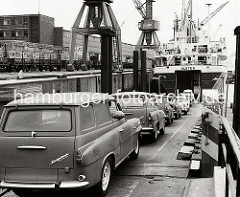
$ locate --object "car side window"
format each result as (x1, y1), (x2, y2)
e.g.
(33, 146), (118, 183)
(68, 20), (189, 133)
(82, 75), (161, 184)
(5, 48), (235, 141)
(80, 104), (95, 130)
(95, 102), (111, 124)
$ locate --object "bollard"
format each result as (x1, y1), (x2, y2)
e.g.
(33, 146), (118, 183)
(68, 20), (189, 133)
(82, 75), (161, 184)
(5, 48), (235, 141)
(233, 26), (240, 137)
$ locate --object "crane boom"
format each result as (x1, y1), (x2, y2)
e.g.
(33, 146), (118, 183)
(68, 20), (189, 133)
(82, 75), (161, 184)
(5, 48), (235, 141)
(132, 0), (146, 19)
(180, 1), (190, 30)
(200, 1), (229, 26)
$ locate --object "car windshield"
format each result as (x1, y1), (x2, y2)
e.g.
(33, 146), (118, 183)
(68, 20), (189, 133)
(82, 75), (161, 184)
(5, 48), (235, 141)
(4, 109), (72, 132)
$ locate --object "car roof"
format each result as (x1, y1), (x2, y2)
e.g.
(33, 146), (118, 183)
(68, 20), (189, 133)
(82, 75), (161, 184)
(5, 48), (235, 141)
(6, 92), (115, 107)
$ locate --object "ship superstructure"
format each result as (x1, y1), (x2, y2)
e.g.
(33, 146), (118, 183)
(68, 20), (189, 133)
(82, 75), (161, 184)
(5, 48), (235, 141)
(153, 0), (228, 97)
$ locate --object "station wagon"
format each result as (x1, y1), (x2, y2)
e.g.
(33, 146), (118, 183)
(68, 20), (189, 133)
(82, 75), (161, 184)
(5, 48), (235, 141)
(0, 92), (141, 197)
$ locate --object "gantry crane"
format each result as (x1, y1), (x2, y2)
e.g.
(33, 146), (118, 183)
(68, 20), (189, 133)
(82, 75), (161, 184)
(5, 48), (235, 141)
(69, 0), (122, 93)
(200, 1), (229, 27)
(132, 0), (160, 49)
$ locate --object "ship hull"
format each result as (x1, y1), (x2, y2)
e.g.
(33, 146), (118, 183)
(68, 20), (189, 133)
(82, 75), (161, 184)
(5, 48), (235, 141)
(152, 65), (227, 96)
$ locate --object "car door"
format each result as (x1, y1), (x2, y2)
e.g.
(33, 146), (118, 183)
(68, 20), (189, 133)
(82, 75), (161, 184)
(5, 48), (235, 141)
(108, 100), (133, 159)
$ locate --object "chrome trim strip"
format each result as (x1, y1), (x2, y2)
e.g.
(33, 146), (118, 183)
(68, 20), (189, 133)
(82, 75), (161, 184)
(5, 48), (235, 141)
(17, 146), (47, 150)
(141, 128), (153, 131)
(0, 181), (89, 189)
(60, 181), (89, 189)
(0, 182), (55, 189)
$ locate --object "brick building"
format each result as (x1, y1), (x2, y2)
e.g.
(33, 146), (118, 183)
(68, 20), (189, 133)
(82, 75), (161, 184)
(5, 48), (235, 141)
(0, 14), (54, 45)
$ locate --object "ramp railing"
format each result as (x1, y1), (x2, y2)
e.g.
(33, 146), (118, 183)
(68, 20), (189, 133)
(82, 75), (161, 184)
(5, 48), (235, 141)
(218, 117), (240, 197)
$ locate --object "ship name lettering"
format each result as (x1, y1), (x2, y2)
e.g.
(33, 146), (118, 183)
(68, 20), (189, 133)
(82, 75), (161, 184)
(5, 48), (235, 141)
(181, 67), (195, 70)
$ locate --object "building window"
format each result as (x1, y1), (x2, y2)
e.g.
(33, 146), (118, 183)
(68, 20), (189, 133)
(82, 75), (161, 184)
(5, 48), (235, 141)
(0, 19), (3, 26)
(0, 31), (3, 38)
(3, 19), (11, 25)
(11, 19), (15, 25)
(23, 18), (28, 25)
(16, 31), (23, 37)
(24, 30), (28, 37)
(15, 18), (23, 25)
(11, 31), (16, 37)
(4, 31), (10, 37)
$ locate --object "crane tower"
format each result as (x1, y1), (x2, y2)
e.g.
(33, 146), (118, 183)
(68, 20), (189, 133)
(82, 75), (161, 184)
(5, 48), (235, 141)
(133, 0), (160, 49)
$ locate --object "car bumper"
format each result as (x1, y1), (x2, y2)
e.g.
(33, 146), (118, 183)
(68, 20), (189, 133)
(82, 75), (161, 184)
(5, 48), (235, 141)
(140, 127), (153, 135)
(0, 181), (89, 189)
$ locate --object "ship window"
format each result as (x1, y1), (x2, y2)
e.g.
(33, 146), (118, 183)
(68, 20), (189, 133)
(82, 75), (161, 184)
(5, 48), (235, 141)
(0, 31), (3, 38)
(183, 57), (186, 61)
(175, 57), (181, 65)
(198, 56), (207, 65)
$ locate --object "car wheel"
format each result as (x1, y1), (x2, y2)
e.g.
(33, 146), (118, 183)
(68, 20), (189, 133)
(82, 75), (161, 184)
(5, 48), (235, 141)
(166, 118), (171, 126)
(160, 126), (165, 135)
(13, 189), (33, 197)
(129, 137), (139, 160)
(184, 111), (187, 115)
(95, 157), (112, 197)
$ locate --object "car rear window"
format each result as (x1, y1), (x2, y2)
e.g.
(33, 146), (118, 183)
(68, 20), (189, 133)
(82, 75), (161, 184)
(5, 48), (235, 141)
(3, 109), (72, 132)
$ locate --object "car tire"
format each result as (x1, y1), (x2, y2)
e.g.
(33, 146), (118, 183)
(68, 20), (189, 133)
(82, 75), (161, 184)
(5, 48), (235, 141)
(13, 189), (33, 197)
(129, 137), (139, 160)
(166, 118), (171, 126)
(160, 126), (165, 135)
(95, 157), (112, 197)
(184, 111), (187, 115)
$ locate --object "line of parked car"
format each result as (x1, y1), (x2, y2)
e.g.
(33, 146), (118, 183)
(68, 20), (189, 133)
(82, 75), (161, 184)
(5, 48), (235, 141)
(0, 91), (192, 197)
(113, 91), (191, 142)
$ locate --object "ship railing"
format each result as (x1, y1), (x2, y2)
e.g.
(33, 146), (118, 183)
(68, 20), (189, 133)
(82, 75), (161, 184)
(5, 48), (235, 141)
(218, 117), (240, 197)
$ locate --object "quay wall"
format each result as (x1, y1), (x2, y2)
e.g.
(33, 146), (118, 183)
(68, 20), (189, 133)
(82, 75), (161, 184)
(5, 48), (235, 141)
(0, 70), (152, 115)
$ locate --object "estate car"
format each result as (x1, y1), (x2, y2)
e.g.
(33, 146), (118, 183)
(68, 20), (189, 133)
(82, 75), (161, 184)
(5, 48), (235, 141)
(0, 93), (142, 197)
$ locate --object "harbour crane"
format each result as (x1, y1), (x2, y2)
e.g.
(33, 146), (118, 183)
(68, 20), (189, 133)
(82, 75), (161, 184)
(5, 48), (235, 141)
(132, 0), (160, 49)
(200, 1), (229, 27)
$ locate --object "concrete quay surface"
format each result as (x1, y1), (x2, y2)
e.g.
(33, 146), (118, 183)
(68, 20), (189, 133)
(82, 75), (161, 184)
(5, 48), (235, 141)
(2, 105), (213, 197)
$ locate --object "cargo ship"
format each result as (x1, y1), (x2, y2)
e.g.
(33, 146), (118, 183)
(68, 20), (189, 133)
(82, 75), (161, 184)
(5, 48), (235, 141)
(152, 0), (228, 98)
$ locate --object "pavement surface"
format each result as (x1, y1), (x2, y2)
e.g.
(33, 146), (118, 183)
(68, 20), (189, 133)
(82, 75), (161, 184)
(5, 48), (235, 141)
(2, 104), (208, 197)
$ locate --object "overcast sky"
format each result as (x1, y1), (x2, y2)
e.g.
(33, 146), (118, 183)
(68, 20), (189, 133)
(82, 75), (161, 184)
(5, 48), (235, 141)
(1, 0), (239, 69)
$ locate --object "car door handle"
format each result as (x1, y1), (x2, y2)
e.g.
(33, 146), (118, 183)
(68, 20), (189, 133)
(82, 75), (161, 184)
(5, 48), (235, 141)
(17, 145), (47, 150)
(119, 129), (125, 133)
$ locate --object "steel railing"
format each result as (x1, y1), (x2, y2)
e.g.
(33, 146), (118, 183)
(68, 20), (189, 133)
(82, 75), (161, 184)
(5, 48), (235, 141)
(218, 117), (240, 197)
